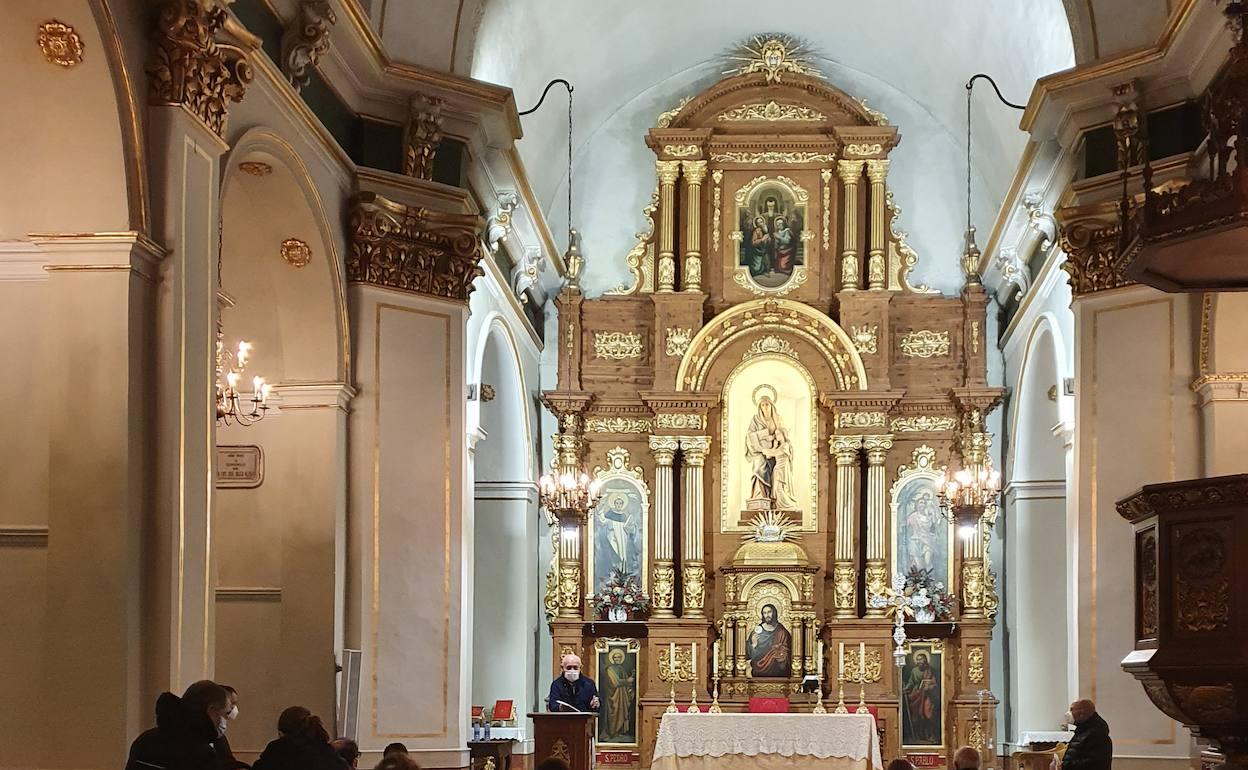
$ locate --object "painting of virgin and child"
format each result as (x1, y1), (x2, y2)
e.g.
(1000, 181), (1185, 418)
(738, 190), (805, 289)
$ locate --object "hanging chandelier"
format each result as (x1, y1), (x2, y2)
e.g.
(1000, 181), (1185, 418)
(537, 467), (603, 518)
(936, 465), (1000, 539)
(214, 207), (270, 427)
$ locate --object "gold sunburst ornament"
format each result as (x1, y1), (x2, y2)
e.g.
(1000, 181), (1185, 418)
(726, 35), (821, 83)
(744, 510), (800, 543)
(38, 21), (83, 68)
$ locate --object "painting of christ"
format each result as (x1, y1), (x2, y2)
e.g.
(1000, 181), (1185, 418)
(746, 603), (792, 677)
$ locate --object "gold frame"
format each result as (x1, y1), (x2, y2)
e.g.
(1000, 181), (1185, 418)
(588, 448), (651, 603)
(890, 445), (955, 593)
(730, 175), (816, 297)
(593, 637), (642, 748)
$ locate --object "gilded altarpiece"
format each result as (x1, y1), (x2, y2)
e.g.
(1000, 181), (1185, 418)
(542, 37), (1002, 769)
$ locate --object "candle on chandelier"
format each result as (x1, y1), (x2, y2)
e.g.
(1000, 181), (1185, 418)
(237, 341), (251, 367)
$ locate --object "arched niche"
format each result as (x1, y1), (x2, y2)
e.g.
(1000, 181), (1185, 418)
(470, 317), (539, 717)
(212, 131), (349, 751)
(588, 447), (651, 600)
(1008, 319), (1065, 483)
(0, 0), (144, 238)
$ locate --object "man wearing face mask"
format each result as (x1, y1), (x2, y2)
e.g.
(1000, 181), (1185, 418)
(1056, 699), (1112, 770)
(546, 654), (600, 712)
(126, 680), (232, 770)
(215, 685), (251, 770)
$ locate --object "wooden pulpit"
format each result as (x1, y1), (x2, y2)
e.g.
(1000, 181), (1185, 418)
(527, 712), (594, 770)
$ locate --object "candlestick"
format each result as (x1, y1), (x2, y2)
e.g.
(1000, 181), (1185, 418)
(692, 642), (697, 677)
(708, 676), (723, 713)
(834, 676), (848, 714)
(686, 688), (701, 713)
(812, 675), (827, 714)
(666, 683), (678, 714)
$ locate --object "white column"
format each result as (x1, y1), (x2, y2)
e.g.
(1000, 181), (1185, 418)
(680, 436), (711, 617)
(863, 434), (893, 614)
(650, 436), (679, 617)
(831, 435), (862, 617)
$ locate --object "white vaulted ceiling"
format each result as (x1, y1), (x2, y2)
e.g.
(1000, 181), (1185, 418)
(360, 0), (1183, 294)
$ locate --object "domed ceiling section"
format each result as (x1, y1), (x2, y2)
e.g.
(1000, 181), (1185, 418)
(467, 1), (1075, 295)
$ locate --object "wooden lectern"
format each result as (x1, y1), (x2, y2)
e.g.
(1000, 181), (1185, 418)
(527, 712), (594, 770)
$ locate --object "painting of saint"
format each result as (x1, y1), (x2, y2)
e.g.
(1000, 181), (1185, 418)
(745, 386), (799, 511)
(591, 484), (644, 595)
(737, 186), (805, 289)
(895, 480), (950, 585)
(597, 646), (638, 745)
(901, 645), (943, 746)
(746, 603), (792, 677)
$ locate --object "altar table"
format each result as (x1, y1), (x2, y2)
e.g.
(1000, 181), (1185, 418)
(652, 713), (882, 770)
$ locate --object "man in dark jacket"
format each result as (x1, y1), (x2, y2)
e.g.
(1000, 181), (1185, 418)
(1061, 699), (1113, 770)
(127, 681), (231, 770)
(546, 654), (600, 712)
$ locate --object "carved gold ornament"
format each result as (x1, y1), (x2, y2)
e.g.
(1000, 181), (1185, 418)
(726, 35), (821, 83)
(718, 100), (827, 122)
(899, 330), (950, 358)
(480, 384), (496, 403)
(656, 96), (692, 128)
(39, 21), (84, 68)
(1057, 211), (1131, 296)
(836, 412), (887, 429)
(891, 415), (958, 433)
(665, 327), (693, 358)
(347, 192), (482, 302)
(238, 161), (272, 176)
(280, 237), (311, 268)
(844, 143), (884, 157)
(593, 331), (642, 360)
(585, 416), (653, 434)
(712, 150), (835, 165)
(732, 265), (810, 296)
(655, 413), (706, 431)
(821, 168), (833, 250)
(967, 646), (985, 684)
(683, 563), (706, 612)
(850, 324), (878, 355)
(843, 646), (883, 683)
(712, 170), (723, 251)
(968, 720), (985, 751)
(652, 563), (675, 610)
(833, 564), (856, 609)
(550, 739), (570, 762)
(558, 563), (582, 612)
(147, 0), (254, 138)
(742, 334), (801, 362)
(280, 0), (337, 90)
(658, 645), (696, 682)
(663, 144), (701, 158)
(606, 187), (659, 296)
(855, 97), (889, 126)
(971, 321), (980, 354)
(962, 561), (985, 611)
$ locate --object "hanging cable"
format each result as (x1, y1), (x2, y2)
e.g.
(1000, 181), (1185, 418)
(964, 74), (1026, 236)
(519, 79), (575, 256)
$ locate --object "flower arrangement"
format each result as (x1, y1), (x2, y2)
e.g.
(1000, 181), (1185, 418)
(592, 568), (651, 621)
(903, 567), (957, 622)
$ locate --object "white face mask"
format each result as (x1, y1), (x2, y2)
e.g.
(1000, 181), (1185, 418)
(564, 669), (580, 682)
(228, 705), (239, 720)
(218, 715), (229, 736)
(1062, 711), (1074, 727)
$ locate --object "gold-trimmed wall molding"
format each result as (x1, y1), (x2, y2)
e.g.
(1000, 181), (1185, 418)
(215, 586), (283, 601)
(0, 526), (50, 546)
(347, 191), (484, 302)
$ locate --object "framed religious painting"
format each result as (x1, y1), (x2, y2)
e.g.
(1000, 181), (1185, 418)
(594, 638), (640, 747)
(890, 445), (954, 602)
(742, 578), (796, 679)
(729, 175), (813, 295)
(588, 448), (650, 610)
(900, 640), (945, 749)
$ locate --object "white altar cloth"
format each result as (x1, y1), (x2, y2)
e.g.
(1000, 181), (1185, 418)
(653, 713), (881, 770)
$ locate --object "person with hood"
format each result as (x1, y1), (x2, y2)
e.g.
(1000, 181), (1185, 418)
(252, 705), (346, 770)
(126, 680), (232, 770)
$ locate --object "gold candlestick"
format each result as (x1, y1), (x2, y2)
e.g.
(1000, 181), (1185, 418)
(686, 688), (701, 713)
(708, 677), (723, 713)
(834, 673), (848, 714)
(665, 683), (678, 714)
(855, 668), (869, 714)
(812, 676), (827, 713)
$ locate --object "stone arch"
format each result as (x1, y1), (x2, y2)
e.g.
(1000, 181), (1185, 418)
(470, 313), (533, 483)
(1007, 314), (1067, 482)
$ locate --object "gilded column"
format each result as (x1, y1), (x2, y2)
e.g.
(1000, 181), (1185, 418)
(649, 435), (680, 617)
(831, 435), (863, 617)
(656, 160), (682, 292)
(681, 159), (708, 292)
(837, 160), (865, 291)
(680, 436), (712, 617)
(959, 415), (993, 619)
(863, 434), (893, 615)
(866, 159), (890, 290)
(553, 432), (586, 618)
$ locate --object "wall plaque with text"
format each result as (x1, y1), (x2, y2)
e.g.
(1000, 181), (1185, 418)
(216, 445), (264, 488)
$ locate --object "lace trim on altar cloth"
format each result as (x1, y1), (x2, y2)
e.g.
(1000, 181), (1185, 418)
(653, 713), (882, 769)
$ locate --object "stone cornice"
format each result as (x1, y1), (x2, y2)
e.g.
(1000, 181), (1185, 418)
(346, 191), (483, 301)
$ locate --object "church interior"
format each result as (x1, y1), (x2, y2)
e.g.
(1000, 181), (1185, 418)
(4, 1), (1248, 769)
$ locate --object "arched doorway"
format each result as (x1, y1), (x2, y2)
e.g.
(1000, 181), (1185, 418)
(213, 132), (349, 753)
(1004, 318), (1070, 741)
(470, 319), (539, 728)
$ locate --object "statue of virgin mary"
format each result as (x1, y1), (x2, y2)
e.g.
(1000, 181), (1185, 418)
(745, 387), (799, 510)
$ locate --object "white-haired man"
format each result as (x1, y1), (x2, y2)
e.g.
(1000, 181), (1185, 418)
(546, 654), (600, 713)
